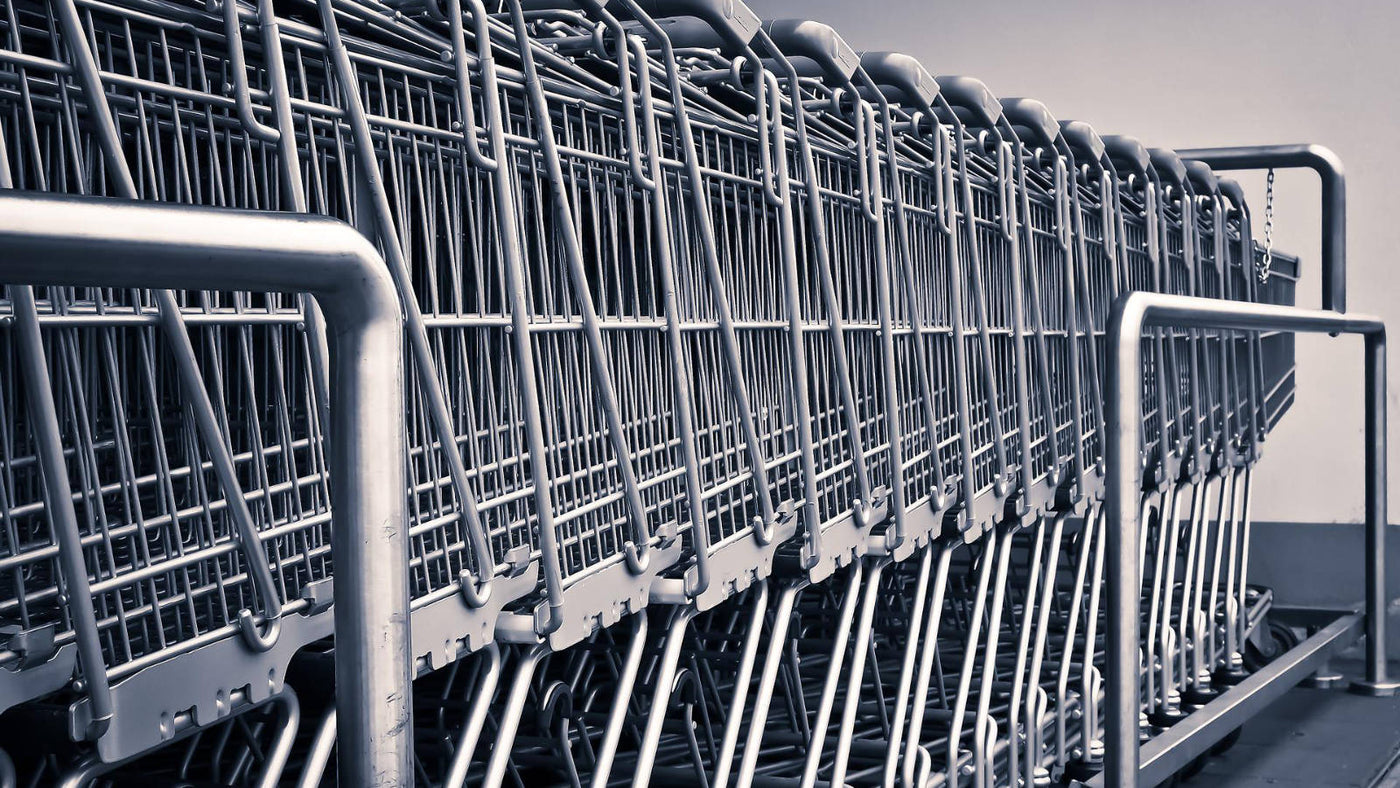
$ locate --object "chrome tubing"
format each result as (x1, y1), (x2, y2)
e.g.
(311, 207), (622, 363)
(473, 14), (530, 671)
(0, 193), (410, 787)
(1104, 291), (1390, 788)
(1176, 145), (1346, 314)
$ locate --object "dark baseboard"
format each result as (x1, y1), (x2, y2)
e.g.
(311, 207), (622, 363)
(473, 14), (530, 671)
(1249, 521), (1400, 658)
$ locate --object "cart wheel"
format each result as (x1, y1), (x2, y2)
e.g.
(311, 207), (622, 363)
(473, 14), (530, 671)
(1243, 619), (1299, 672)
(1061, 759), (1101, 785)
(1210, 725), (1244, 755)
(1179, 752), (1209, 781)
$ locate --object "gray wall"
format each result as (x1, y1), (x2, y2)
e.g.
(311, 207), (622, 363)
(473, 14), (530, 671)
(748, 0), (1400, 625)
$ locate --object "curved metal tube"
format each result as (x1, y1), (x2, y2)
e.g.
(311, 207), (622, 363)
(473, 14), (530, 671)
(443, 643), (503, 788)
(0, 193), (409, 787)
(1175, 144), (1346, 313)
(1104, 292), (1389, 787)
(482, 644), (550, 788)
(444, 0), (499, 172)
(220, 0), (280, 143)
(294, 709), (338, 788)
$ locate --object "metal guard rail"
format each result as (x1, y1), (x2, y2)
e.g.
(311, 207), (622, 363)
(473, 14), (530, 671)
(1099, 291), (1394, 788)
(0, 192), (410, 787)
(1177, 145), (1346, 314)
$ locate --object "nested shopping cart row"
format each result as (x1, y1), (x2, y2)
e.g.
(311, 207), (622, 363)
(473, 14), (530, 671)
(0, 0), (1295, 783)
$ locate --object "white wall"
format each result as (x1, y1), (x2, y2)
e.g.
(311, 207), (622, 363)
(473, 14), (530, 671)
(750, 0), (1400, 525)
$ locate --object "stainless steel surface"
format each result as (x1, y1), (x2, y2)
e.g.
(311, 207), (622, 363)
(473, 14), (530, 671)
(1106, 292), (1388, 788)
(1176, 145), (1347, 314)
(0, 193), (409, 787)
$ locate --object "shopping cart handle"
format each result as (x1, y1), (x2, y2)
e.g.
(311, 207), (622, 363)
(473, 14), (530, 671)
(1059, 119), (1106, 162)
(515, 0), (586, 9)
(1103, 134), (1151, 176)
(934, 75), (1003, 128)
(1148, 147), (1189, 186)
(762, 19), (860, 84)
(630, 0), (762, 52)
(1000, 97), (1059, 150)
(1216, 177), (1247, 211)
(623, 16), (730, 52)
(1184, 159), (1220, 195)
(859, 51), (939, 108)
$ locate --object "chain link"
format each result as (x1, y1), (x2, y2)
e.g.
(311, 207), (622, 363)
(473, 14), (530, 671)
(1259, 168), (1275, 283)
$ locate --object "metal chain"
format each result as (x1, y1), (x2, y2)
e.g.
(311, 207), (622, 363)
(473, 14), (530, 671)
(1259, 168), (1275, 283)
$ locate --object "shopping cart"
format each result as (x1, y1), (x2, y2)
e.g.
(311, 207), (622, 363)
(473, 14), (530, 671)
(278, 0), (685, 780)
(1218, 176), (1290, 683)
(931, 76), (1029, 541)
(998, 98), (1085, 523)
(655, 18), (889, 783)
(1004, 104), (1107, 511)
(1217, 177), (1266, 460)
(851, 56), (1028, 545)
(1055, 120), (1119, 502)
(1099, 136), (1174, 491)
(1084, 138), (1196, 744)
(880, 60), (1063, 788)
(1187, 162), (1257, 689)
(1141, 148), (1249, 727)
(990, 103), (1127, 787)
(859, 53), (995, 550)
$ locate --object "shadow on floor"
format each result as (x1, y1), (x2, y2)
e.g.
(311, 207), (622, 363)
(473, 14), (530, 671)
(1169, 660), (1400, 788)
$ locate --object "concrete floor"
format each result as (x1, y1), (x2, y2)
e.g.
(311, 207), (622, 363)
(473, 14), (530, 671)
(1174, 661), (1400, 788)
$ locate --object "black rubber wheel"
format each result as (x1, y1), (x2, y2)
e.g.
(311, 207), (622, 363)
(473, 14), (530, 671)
(1243, 619), (1299, 672)
(1179, 752), (1209, 781)
(1061, 760), (1097, 784)
(1210, 725), (1244, 755)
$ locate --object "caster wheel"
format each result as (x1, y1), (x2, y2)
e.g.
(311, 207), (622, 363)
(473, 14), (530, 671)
(1244, 619), (1299, 672)
(1149, 708), (1188, 728)
(1179, 752), (1209, 781)
(1210, 725), (1244, 755)
(1182, 686), (1219, 707)
(1061, 759), (1100, 784)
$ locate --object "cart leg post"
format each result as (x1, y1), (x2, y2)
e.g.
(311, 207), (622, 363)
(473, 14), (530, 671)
(1351, 329), (1399, 696)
